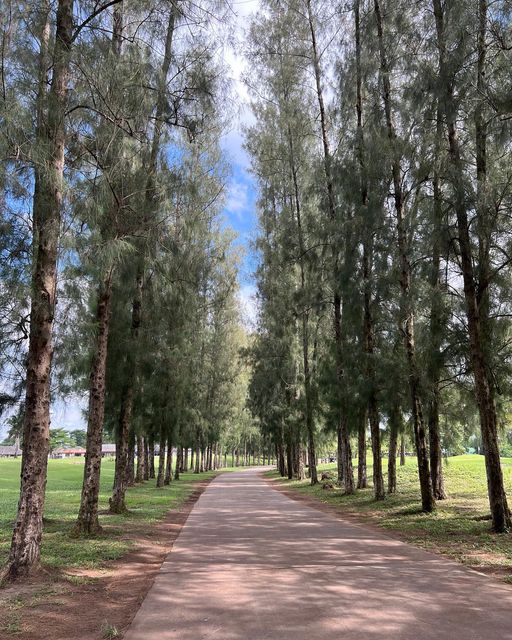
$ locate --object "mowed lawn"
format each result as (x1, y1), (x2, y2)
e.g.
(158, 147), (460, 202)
(269, 455), (512, 577)
(0, 457), (218, 571)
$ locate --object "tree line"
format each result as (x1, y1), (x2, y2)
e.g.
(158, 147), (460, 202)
(246, 0), (512, 532)
(0, 0), (259, 582)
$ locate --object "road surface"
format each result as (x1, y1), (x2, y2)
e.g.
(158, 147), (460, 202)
(125, 468), (512, 640)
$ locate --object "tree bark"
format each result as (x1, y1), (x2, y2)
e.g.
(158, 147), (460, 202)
(357, 410), (367, 489)
(286, 125), (317, 485)
(126, 430), (135, 484)
(286, 435), (293, 480)
(388, 401), (401, 494)
(400, 435), (406, 466)
(174, 445), (183, 480)
(75, 273), (113, 534)
(165, 437), (173, 484)
(156, 423), (166, 488)
(369, 394), (385, 500)
(3, 0), (73, 581)
(195, 442), (200, 473)
(135, 434), (145, 482)
(149, 436), (155, 479)
(143, 438), (150, 481)
(109, 388), (130, 513)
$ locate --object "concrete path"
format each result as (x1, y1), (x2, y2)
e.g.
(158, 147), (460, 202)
(125, 468), (512, 640)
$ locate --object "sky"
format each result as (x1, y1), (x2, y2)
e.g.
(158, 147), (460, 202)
(220, 0), (260, 330)
(1, 1), (262, 439)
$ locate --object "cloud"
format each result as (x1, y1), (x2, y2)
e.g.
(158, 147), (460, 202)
(221, 129), (252, 170)
(225, 177), (251, 221)
(51, 396), (87, 431)
(238, 283), (259, 330)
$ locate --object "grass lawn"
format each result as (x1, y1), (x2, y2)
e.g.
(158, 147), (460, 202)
(268, 454), (512, 579)
(0, 457), (222, 572)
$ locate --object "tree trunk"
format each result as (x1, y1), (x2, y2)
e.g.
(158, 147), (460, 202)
(369, 395), (385, 500)
(75, 274), (113, 534)
(427, 105), (447, 501)
(374, 0), (434, 512)
(299, 447), (306, 480)
(111, 265), (142, 503)
(388, 402), (401, 494)
(156, 424), (166, 488)
(174, 443), (181, 481)
(278, 441), (286, 477)
(335, 303), (355, 494)
(432, 0), (510, 531)
(127, 430), (135, 485)
(135, 435), (145, 482)
(165, 437), (173, 484)
(143, 438), (150, 481)
(149, 436), (155, 479)
(286, 124), (318, 485)
(3, 0), (73, 582)
(286, 438), (293, 480)
(357, 410), (368, 489)
(400, 435), (406, 466)
(194, 443), (200, 473)
(110, 387), (131, 513)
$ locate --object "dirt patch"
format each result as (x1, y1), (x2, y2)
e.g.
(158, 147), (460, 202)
(0, 478), (213, 639)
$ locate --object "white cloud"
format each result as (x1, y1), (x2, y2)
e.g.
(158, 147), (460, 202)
(51, 395), (87, 431)
(225, 177), (250, 221)
(221, 129), (252, 169)
(238, 283), (259, 330)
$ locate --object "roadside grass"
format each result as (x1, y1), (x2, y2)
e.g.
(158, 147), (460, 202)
(268, 454), (512, 576)
(0, 457), (227, 571)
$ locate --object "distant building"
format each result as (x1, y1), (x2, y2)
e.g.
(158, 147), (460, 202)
(53, 447), (86, 458)
(101, 444), (116, 457)
(0, 444), (22, 458)
(52, 444), (117, 459)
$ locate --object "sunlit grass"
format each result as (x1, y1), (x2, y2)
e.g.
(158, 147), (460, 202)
(0, 457), (221, 570)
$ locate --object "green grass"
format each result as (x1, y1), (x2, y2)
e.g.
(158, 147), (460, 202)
(269, 454), (512, 574)
(0, 457), (221, 571)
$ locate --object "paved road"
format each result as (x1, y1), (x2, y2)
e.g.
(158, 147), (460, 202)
(125, 468), (512, 640)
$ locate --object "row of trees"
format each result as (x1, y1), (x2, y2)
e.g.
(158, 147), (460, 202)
(246, 0), (512, 531)
(0, 0), (253, 582)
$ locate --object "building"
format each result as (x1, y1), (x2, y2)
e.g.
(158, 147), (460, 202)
(51, 444), (117, 458)
(101, 444), (116, 457)
(0, 444), (22, 458)
(53, 447), (86, 458)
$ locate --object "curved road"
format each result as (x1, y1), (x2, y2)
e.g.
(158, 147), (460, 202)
(125, 468), (512, 640)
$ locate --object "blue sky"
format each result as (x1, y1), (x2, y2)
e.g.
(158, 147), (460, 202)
(219, 0), (260, 328)
(223, 160), (258, 286)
